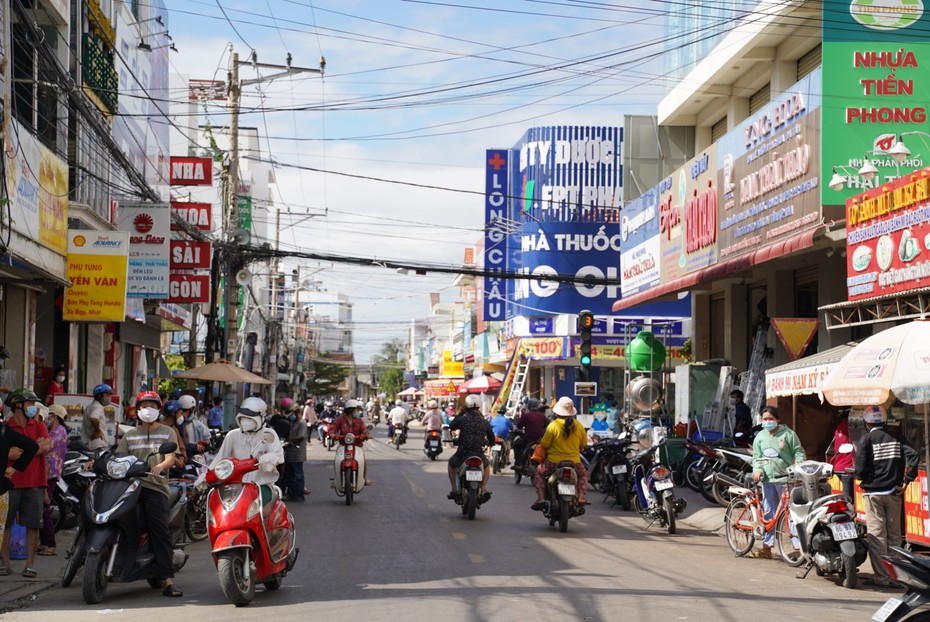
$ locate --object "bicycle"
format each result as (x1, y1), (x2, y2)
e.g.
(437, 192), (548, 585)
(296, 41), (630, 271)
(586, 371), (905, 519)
(721, 473), (801, 565)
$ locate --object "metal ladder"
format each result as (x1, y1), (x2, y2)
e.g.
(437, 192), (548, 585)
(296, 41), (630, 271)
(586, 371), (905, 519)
(739, 317), (773, 420)
(504, 357), (530, 417)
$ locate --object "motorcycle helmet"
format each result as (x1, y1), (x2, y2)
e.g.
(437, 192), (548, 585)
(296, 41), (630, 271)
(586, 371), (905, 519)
(163, 400), (181, 419)
(237, 396), (268, 433)
(178, 394), (197, 411)
(281, 397), (295, 412)
(135, 390), (162, 408)
(465, 394), (482, 410)
(395, 399), (404, 407)
(863, 405), (888, 424)
(633, 418), (653, 449)
(526, 398), (541, 411)
(5, 388), (41, 409)
(427, 399), (438, 409)
(93, 383), (113, 398)
(345, 398), (360, 410)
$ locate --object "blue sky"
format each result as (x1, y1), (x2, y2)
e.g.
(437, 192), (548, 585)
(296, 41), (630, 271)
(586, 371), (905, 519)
(163, 0), (675, 362)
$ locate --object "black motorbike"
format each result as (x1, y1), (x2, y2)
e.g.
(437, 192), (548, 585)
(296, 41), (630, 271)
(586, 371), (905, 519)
(451, 452), (489, 520)
(61, 443), (190, 604)
(872, 546), (930, 621)
(424, 429), (443, 460)
(583, 436), (633, 510)
(392, 423), (407, 449)
(539, 461), (585, 533)
(509, 429), (540, 485)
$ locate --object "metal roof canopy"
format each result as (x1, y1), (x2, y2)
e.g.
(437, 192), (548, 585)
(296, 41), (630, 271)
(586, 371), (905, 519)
(820, 287), (930, 330)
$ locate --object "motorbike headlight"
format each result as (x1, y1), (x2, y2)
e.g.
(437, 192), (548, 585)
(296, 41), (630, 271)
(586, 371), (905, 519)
(106, 456), (134, 479)
(344, 433), (355, 445)
(213, 459), (235, 481)
(246, 495), (262, 521)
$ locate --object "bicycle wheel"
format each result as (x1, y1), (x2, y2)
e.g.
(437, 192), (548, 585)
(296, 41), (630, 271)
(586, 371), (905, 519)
(775, 512), (804, 567)
(724, 496), (755, 556)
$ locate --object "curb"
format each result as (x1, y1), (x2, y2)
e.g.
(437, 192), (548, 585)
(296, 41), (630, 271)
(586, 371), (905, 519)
(0, 527), (75, 613)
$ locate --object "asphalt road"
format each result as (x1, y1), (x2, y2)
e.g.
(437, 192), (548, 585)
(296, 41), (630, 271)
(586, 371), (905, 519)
(4, 426), (897, 621)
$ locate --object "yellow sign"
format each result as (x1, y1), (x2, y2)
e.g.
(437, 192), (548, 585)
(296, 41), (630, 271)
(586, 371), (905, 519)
(39, 147), (69, 254)
(63, 231), (130, 321)
(441, 360), (464, 377)
(519, 337), (566, 359)
(447, 382), (456, 392)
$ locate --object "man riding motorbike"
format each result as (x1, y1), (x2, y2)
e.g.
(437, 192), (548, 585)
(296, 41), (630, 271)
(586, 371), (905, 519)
(447, 395), (494, 503)
(329, 400), (372, 485)
(388, 399), (408, 441)
(420, 400), (444, 448)
(532, 396), (590, 510)
(512, 398), (547, 469)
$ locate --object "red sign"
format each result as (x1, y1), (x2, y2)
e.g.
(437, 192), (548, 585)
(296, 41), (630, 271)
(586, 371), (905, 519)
(169, 157), (213, 186)
(846, 167), (930, 301)
(170, 241), (211, 270)
(168, 274), (211, 303)
(170, 202), (212, 231)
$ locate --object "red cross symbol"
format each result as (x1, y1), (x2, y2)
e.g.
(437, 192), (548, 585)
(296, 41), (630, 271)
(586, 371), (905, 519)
(487, 152), (506, 170)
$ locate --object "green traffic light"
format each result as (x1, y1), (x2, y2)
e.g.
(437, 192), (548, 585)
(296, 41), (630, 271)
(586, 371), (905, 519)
(580, 355), (592, 366)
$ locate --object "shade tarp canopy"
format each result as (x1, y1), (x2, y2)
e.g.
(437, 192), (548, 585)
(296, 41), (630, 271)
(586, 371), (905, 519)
(174, 359), (272, 384)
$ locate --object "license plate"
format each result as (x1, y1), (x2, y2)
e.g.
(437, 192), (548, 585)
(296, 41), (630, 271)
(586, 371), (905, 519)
(873, 598), (905, 622)
(491, 446), (501, 453)
(429, 441), (440, 448)
(830, 522), (858, 541)
(612, 464), (627, 474)
(654, 479), (674, 491)
(557, 483), (576, 496)
(465, 470), (483, 481)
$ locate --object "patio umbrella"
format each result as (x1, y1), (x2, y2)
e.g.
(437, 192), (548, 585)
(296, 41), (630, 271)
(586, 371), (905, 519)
(174, 359), (272, 384)
(458, 375), (502, 394)
(820, 319), (930, 491)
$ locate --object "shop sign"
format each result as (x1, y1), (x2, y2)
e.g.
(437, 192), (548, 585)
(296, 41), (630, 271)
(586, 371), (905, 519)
(822, 2), (930, 206)
(483, 149), (509, 321)
(170, 201), (212, 231)
(63, 231), (129, 321)
(520, 337), (567, 360)
(441, 360), (464, 377)
(716, 70), (823, 259)
(620, 186), (660, 297)
(169, 156), (213, 186)
(168, 274), (210, 303)
(118, 202), (170, 298)
(765, 363), (836, 397)
(170, 240), (212, 270)
(528, 317), (553, 334)
(845, 167), (930, 300)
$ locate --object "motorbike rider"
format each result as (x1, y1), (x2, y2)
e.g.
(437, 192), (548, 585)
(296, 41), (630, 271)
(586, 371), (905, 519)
(82, 384), (114, 451)
(268, 398), (294, 442)
(512, 398), (547, 470)
(388, 399), (409, 442)
(447, 394), (494, 503)
(115, 391), (183, 597)
(856, 404), (919, 587)
(531, 396), (590, 510)
(420, 400), (444, 447)
(198, 397), (284, 509)
(159, 401), (189, 472)
(330, 400), (371, 485)
(489, 408), (514, 465)
(317, 400), (337, 443)
(176, 395), (210, 457)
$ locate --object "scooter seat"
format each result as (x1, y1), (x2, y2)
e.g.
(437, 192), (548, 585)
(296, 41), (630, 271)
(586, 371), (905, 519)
(166, 485), (182, 507)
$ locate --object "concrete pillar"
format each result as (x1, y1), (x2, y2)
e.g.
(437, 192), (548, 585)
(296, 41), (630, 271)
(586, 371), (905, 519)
(692, 292), (711, 361)
(725, 282), (749, 371)
(3, 286), (29, 390)
(695, 125), (712, 152)
(728, 98), (750, 129)
(818, 252), (854, 348)
(771, 61), (798, 96)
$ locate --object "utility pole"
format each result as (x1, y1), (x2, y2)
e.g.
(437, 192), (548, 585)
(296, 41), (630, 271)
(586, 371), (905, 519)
(221, 46), (325, 376)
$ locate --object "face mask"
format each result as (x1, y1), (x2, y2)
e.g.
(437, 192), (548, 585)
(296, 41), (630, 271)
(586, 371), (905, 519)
(56, 375), (66, 383)
(25, 406), (37, 419)
(238, 415), (260, 433)
(762, 420), (777, 431)
(288, 414), (296, 422)
(138, 407), (159, 423)
(595, 413), (606, 420)
(100, 397), (112, 407)
(177, 416), (185, 425)
(729, 398), (738, 405)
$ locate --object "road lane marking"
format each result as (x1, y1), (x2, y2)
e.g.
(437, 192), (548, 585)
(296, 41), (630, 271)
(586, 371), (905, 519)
(468, 553), (483, 564)
(452, 532), (466, 540)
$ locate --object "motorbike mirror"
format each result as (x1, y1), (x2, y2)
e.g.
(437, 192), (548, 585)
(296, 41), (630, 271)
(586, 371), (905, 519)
(192, 454), (208, 467)
(734, 432), (745, 439)
(838, 443), (855, 454)
(366, 424), (373, 430)
(762, 447), (780, 459)
(158, 442), (178, 455)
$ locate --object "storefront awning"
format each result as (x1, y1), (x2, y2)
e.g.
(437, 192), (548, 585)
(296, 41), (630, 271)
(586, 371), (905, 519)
(612, 225), (824, 312)
(820, 286), (930, 330)
(764, 341), (858, 398)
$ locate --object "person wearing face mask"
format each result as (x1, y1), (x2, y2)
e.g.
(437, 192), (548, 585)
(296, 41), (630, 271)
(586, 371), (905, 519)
(82, 384), (114, 450)
(114, 391), (183, 596)
(750, 405), (805, 559)
(159, 401), (189, 472)
(176, 395), (210, 457)
(330, 400), (371, 486)
(0, 389), (49, 578)
(45, 367), (66, 405)
(283, 401), (308, 502)
(730, 389), (753, 438)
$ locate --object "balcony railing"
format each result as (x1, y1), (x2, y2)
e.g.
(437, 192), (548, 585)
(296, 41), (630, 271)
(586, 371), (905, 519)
(82, 34), (118, 113)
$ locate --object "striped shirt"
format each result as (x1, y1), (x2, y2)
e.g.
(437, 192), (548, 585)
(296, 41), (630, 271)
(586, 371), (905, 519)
(116, 423), (181, 497)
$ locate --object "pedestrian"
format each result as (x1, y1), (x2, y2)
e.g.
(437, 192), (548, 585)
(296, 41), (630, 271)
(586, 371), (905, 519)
(302, 399), (319, 442)
(856, 405), (918, 588)
(38, 405), (68, 556)
(605, 396), (621, 436)
(750, 405), (805, 559)
(0, 389), (51, 578)
(283, 402), (308, 501)
(82, 384), (113, 450)
(0, 394), (40, 567)
(207, 396), (224, 430)
(45, 367), (66, 405)
(730, 389), (753, 437)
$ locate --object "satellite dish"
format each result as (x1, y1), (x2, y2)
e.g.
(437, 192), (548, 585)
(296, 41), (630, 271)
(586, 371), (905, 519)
(229, 228), (251, 245)
(235, 269), (252, 285)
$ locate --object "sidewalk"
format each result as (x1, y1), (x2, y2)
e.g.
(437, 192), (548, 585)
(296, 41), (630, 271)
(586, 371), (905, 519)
(0, 527), (75, 613)
(675, 485), (727, 534)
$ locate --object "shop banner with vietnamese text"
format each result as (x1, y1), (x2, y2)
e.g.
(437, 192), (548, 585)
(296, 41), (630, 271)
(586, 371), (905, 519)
(63, 231), (129, 321)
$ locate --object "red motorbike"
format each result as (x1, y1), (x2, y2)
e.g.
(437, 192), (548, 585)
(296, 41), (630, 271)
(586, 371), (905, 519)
(205, 457), (299, 606)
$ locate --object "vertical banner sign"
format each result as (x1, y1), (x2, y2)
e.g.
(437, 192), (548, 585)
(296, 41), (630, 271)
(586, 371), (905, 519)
(170, 201), (212, 231)
(118, 203), (170, 298)
(168, 275), (211, 303)
(620, 187), (660, 297)
(63, 231), (129, 321)
(822, 0), (930, 207)
(169, 156), (213, 185)
(237, 195), (253, 234)
(508, 126), (624, 316)
(169, 240), (212, 270)
(483, 150), (509, 321)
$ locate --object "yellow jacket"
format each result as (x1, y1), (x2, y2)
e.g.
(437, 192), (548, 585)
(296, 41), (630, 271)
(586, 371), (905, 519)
(540, 418), (587, 463)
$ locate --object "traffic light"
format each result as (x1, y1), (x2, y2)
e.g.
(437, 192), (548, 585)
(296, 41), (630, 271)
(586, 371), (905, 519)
(578, 310), (594, 380)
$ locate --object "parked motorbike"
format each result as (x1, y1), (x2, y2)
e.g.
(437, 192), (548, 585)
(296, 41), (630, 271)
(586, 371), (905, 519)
(583, 436), (633, 510)
(539, 460), (585, 533)
(490, 436), (506, 474)
(55, 446), (97, 531)
(392, 423), (407, 449)
(783, 458), (867, 589)
(509, 429), (540, 485)
(205, 456), (299, 606)
(450, 452), (488, 520)
(704, 445), (754, 506)
(332, 432), (367, 505)
(61, 443), (189, 605)
(872, 546), (930, 621)
(424, 429), (443, 460)
(630, 422), (686, 534)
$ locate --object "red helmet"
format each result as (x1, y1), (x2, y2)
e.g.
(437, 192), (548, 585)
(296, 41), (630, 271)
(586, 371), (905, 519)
(135, 391), (162, 408)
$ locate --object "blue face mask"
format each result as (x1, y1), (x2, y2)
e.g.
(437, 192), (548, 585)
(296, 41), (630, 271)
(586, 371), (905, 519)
(288, 414), (296, 422)
(761, 420), (777, 431)
(25, 406), (37, 419)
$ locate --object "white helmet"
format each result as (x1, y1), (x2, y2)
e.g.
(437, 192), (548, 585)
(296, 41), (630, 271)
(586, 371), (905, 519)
(236, 396), (267, 433)
(178, 394), (197, 410)
(465, 394), (481, 409)
(863, 405), (887, 424)
(345, 399), (360, 410)
(395, 399), (403, 406)
(427, 399), (438, 409)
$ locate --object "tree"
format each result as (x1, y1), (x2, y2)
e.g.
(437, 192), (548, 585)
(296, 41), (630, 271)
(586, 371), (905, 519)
(305, 356), (351, 396)
(158, 354), (189, 397)
(372, 339), (406, 398)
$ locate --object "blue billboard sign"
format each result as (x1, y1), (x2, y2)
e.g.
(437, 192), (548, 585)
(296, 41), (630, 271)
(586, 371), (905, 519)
(620, 187), (660, 298)
(483, 150), (509, 321)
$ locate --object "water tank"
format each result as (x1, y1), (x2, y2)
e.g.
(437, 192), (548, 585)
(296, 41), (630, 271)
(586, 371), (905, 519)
(626, 330), (666, 372)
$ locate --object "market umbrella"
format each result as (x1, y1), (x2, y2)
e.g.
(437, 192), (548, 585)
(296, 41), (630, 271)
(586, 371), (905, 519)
(397, 387), (422, 397)
(174, 359), (272, 384)
(820, 319), (930, 494)
(458, 375), (502, 394)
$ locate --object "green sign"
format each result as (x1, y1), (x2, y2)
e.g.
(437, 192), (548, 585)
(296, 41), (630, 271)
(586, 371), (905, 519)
(237, 195), (252, 232)
(822, 0), (930, 206)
